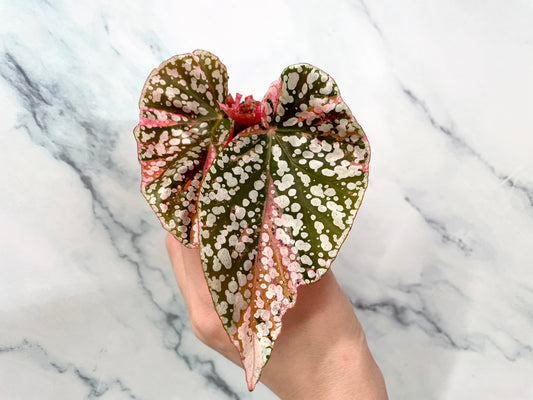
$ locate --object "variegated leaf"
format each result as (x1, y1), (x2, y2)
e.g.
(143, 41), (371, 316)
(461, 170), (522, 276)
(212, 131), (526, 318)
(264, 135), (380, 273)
(198, 64), (370, 390)
(134, 50), (233, 247)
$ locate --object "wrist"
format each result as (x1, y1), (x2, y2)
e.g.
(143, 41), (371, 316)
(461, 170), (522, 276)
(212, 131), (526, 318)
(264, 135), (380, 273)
(262, 329), (379, 399)
(259, 271), (387, 399)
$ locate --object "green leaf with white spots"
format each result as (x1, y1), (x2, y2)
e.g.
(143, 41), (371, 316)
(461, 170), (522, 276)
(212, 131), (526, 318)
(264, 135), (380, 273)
(134, 50), (233, 247)
(198, 63), (370, 390)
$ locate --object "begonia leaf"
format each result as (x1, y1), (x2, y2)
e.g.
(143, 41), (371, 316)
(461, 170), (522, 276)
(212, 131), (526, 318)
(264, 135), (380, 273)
(134, 50), (233, 247)
(197, 63), (370, 390)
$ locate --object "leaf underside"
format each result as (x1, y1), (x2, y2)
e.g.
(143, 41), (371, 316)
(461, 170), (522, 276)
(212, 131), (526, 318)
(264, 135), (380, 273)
(198, 64), (370, 390)
(134, 49), (233, 247)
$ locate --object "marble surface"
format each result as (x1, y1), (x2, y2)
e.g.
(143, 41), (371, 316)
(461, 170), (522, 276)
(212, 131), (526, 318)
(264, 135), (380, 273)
(1, 1), (532, 398)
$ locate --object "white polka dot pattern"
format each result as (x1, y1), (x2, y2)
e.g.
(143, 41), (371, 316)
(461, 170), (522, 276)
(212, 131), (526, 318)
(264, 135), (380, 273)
(198, 63), (370, 390)
(134, 50), (233, 247)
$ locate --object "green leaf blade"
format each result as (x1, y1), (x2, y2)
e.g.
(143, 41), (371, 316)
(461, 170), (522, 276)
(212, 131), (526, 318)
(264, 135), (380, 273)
(198, 63), (370, 390)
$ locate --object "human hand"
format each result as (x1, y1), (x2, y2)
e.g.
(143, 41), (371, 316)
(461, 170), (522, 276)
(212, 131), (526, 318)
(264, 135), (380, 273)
(165, 233), (389, 399)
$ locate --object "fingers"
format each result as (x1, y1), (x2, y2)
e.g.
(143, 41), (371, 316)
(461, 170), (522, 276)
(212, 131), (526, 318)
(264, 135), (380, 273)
(178, 239), (219, 317)
(164, 232), (218, 318)
(165, 233), (235, 356)
(165, 232), (189, 301)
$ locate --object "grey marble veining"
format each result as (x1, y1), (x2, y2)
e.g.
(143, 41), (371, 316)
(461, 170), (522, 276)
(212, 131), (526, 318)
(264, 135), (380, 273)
(1, 1), (532, 399)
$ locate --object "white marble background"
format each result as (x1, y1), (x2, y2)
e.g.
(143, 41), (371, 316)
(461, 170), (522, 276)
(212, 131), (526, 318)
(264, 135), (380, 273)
(1, 1), (532, 399)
